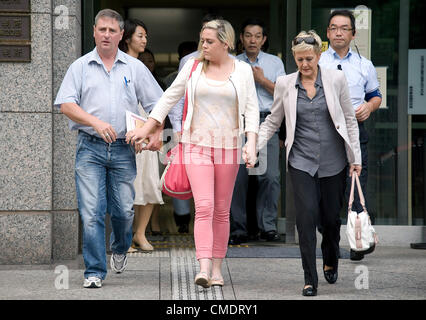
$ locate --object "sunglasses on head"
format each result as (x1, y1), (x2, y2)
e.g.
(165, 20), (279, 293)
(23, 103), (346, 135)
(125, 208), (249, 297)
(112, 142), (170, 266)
(293, 36), (317, 46)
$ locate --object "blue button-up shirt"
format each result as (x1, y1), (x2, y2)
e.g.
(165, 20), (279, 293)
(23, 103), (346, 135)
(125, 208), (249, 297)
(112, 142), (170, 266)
(54, 48), (169, 138)
(319, 47), (380, 110)
(236, 51), (286, 112)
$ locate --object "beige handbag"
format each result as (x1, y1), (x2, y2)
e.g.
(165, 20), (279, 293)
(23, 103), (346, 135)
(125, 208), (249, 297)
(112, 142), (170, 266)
(346, 174), (378, 252)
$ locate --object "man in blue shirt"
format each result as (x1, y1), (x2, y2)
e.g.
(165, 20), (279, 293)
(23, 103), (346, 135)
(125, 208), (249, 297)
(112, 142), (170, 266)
(54, 9), (165, 288)
(319, 10), (382, 261)
(229, 18), (286, 244)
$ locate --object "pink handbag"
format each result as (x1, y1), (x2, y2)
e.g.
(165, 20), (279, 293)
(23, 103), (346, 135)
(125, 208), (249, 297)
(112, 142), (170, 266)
(160, 60), (199, 200)
(161, 143), (192, 200)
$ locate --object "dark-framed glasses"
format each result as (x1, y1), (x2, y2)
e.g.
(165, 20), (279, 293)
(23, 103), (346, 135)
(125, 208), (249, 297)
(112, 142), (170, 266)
(293, 36), (317, 46)
(328, 26), (353, 33)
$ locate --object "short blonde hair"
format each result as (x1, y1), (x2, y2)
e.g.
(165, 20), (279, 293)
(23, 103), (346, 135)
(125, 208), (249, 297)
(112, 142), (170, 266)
(197, 19), (235, 64)
(291, 30), (322, 54)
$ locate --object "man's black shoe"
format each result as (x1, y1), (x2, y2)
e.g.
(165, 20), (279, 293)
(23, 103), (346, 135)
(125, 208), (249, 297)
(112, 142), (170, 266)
(350, 249), (365, 261)
(248, 233), (259, 241)
(174, 212), (190, 234)
(260, 230), (281, 242)
(178, 224), (189, 234)
(228, 234), (248, 245)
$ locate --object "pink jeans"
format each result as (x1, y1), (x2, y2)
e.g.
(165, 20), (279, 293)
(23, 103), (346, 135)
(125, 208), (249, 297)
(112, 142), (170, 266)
(184, 144), (240, 260)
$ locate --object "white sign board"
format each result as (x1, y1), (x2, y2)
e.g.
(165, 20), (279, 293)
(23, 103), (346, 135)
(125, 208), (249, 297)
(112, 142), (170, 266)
(353, 6), (371, 60)
(376, 67), (388, 109)
(408, 49), (426, 115)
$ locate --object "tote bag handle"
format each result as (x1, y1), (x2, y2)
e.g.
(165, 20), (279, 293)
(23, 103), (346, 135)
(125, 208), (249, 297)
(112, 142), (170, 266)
(348, 173), (367, 213)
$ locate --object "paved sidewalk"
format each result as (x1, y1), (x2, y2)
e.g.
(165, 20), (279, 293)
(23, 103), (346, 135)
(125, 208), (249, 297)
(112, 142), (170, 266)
(0, 236), (425, 301)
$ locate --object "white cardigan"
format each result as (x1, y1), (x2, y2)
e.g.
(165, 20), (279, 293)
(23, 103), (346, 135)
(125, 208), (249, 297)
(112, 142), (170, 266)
(149, 58), (259, 137)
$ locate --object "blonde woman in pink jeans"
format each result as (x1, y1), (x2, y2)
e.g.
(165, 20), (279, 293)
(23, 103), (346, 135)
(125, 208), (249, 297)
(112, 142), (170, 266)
(126, 19), (259, 287)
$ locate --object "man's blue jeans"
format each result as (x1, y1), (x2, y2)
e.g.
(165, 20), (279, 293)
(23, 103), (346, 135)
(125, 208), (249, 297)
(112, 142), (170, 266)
(75, 131), (136, 280)
(173, 198), (191, 215)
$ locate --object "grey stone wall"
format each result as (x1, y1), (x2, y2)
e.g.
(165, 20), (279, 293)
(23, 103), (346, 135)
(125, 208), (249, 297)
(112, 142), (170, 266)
(52, 0), (81, 261)
(0, 0), (81, 264)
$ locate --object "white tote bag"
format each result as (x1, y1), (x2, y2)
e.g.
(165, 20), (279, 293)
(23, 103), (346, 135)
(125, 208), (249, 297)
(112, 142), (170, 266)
(346, 174), (378, 252)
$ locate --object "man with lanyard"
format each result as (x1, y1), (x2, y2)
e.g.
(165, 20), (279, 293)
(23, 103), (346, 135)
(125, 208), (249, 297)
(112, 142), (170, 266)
(319, 9), (382, 261)
(54, 9), (174, 288)
(229, 17), (286, 245)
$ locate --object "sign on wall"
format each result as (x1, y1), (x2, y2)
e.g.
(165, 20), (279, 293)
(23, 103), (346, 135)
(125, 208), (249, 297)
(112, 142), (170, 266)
(0, 43), (29, 61)
(0, 0), (31, 62)
(0, 15), (30, 41)
(352, 6), (371, 60)
(376, 66), (388, 109)
(0, 0), (30, 13)
(408, 49), (426, 115)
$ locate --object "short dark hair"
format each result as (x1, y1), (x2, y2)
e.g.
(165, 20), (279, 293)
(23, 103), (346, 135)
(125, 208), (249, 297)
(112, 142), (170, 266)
(138, 47), (154, 61)
(119, 19), (148, 53)
(241, 17), (267, 37)
(177, 41), (198, 59)
(328, 10), (356, 36)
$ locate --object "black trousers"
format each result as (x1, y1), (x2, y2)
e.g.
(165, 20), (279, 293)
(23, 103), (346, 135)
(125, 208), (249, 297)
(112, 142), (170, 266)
(289, 165), (347, 288)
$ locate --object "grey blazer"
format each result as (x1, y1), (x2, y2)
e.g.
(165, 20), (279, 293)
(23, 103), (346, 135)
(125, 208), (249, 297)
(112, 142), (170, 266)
(258, 68), (361, 170)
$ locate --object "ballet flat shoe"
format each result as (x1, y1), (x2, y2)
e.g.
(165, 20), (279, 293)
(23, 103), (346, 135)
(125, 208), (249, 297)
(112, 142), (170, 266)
(127, 245), (138, 253)
(194, 272), (211, 288)
(138, 242), (154, 252)
(133, 239), (154, 252)
(210, 277), (224, 287)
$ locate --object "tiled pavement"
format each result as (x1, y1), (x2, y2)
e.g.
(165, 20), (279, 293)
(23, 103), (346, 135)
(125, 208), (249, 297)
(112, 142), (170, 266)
(0, 233), (425, 301)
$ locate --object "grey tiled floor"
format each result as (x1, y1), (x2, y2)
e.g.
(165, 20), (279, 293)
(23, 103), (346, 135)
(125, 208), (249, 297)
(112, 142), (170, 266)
(0, 234), (425, 300)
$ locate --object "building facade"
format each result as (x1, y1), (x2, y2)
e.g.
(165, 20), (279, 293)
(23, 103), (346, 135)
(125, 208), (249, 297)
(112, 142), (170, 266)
(0, 0), (424, 264)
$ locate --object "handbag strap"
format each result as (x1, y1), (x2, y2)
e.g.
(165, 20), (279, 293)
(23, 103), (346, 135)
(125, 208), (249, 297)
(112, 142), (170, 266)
(181, 60), (200, 133)
(348, 173), (367, 213)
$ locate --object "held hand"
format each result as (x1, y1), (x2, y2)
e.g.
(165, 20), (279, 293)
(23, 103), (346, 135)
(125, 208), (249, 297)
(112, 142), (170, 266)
(145, 126), (163, 151)
(242, 144), (249, 167)
(125, 127), (149, 153)
(93, 119), (117, 143)
(349, 164), (362, 177)
(242, 143), (257, 168)
(355, 102), (372, 122)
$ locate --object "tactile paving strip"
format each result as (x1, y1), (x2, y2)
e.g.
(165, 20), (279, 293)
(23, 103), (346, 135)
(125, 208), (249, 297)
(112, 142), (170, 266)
(128, 250), (170, 258)
(128, 234), (224, 300)
(171, 253), (223, 300)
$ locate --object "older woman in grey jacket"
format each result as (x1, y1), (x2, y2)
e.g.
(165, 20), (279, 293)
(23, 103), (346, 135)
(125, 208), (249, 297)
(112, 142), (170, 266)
(255, 30), (361, 296)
